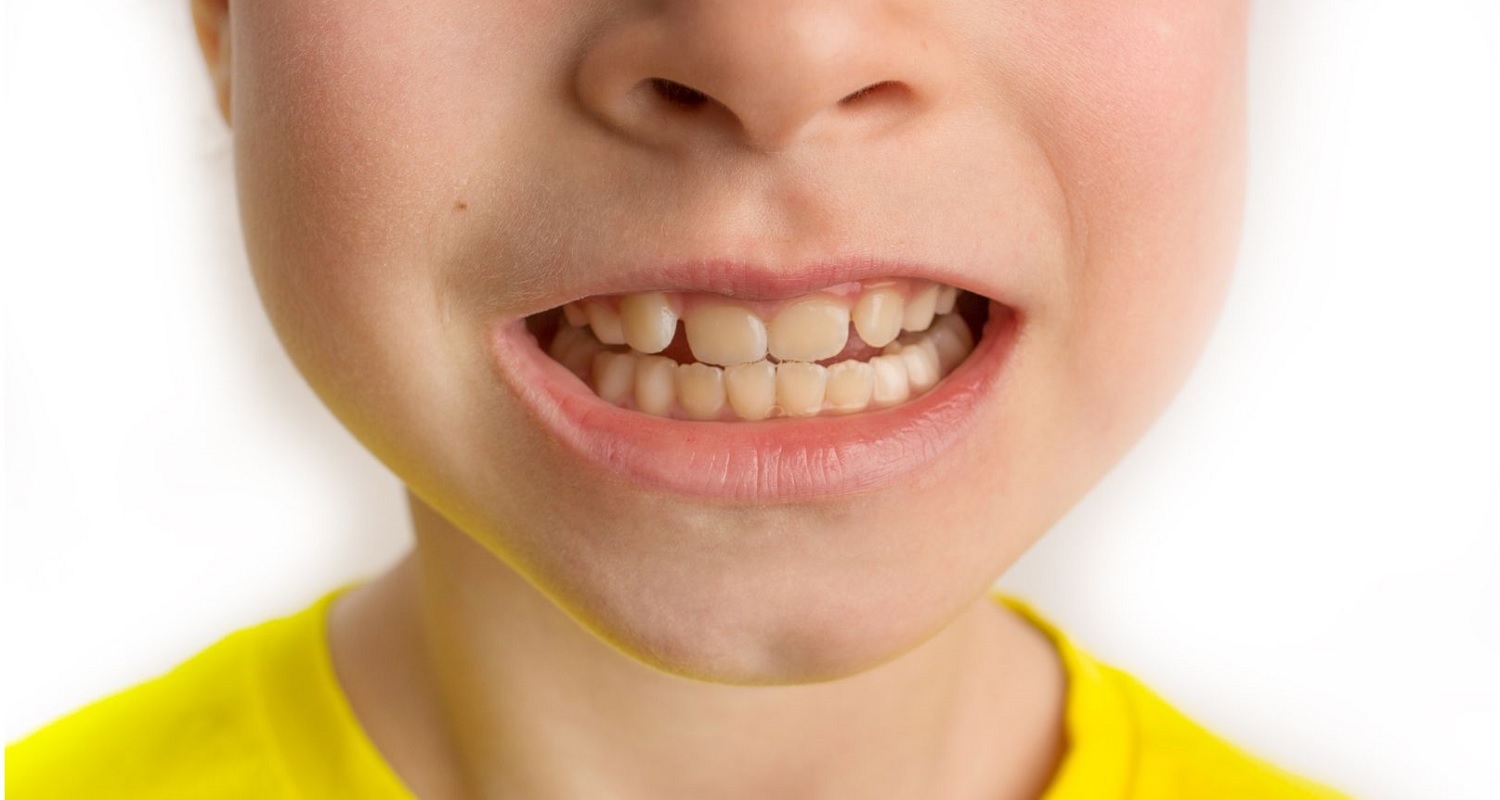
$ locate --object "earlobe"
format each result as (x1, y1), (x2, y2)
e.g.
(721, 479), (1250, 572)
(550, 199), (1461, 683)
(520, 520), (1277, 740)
(189, 0), (232, 125)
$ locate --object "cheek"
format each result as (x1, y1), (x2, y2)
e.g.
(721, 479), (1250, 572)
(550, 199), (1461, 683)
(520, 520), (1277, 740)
(229, 1), (561, 463)
(1011, 3), (1250, 445)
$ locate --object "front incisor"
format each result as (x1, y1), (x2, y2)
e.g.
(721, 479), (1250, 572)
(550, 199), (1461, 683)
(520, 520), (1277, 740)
(724, 360), (776, 421)
(775, 362), (828, 417)
(684, 303), (768, 366)
(824, 361), (875, 413)
(676, 362), (726, 420)
(768, 296), (850, 362)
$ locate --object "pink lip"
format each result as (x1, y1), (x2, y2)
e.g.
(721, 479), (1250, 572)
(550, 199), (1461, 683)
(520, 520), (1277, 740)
(505, 255), (1018, 318)
(488, 301), (1018, 503)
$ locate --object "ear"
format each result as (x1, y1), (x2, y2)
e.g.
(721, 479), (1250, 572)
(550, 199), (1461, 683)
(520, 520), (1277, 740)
(190, 0), (232, 124)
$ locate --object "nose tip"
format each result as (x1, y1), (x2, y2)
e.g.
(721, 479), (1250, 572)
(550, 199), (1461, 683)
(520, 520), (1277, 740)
(576, 3), (948, 153)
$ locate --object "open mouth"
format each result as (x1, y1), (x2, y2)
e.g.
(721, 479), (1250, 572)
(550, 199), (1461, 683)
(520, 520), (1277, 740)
(493, 270), (1017, 500)
(523, 278), (993, 421)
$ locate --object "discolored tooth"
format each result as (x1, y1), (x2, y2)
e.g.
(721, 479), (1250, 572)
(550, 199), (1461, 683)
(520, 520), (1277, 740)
(683, 303), (767, 366)
(869, 355), (911, 408)
(724, 360), (776, 421)
(675, 363), (726, 420)
(591, 351), (636, 405)
(902, 283), (940, 332)
(934, 285), (958, 315)
(901, 340), (941, 392)
(634, 355), (677, 417)
(768, 296), (850, 362)
(585, 302), (627, 345)
(563, 302), (589, 328)
(776, 362), (828, 418)
(619, 292), (678, 354)
(824, 360), (874, 414)
(852, 286), (903, 348)
(928, 314), (975, 373)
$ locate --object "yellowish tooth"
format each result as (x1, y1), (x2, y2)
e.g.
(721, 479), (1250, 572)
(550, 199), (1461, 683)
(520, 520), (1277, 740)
(824, 360), (874, 413)
(768, 296), (850, 362)
(852, 286), (903, 348)
(634, 355), (677, 417)
(683, 303), (767, 366)
(934, 285), (958, 315)
(928, 314), (975, 373)
(901, 340), (940, 391)
(775, 362), (828, 418)
(724, 360), (776, 421)
(563, 302), (589, 328)
(869, 355), (911, 407)
(585, 302), (627, 345)
(591, 351), (635, 404)
(902, 283), (940, 332)
(619, 292), (678, 354)
(675, 363), (726, 420)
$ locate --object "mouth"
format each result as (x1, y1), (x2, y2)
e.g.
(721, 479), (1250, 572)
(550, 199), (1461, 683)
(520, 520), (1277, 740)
(489, 269), (1019, 502)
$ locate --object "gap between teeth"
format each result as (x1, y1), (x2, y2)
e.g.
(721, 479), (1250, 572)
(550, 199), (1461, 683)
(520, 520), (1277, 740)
(546, 281), (977, 421)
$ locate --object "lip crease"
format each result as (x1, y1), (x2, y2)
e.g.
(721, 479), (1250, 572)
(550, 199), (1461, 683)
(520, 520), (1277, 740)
(488, 295), (1019, 503)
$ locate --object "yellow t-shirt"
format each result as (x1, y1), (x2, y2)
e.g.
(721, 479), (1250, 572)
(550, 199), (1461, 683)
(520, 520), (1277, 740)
(6, 583), (1351, 799)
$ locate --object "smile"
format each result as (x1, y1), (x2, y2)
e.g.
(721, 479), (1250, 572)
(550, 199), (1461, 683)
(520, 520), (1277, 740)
(490, 267), (1019, 501)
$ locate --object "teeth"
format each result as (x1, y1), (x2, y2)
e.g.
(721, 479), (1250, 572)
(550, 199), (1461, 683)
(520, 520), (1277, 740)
(591, 351), (636, 404)
(768, 296), (850, 362)
(676, 363), (726, 420)
(619, 292), (678, 354)
(634, 355), (677, 417)
(551, 325), (604, 380)
(683, 303), (767, 367)
(585, 302), (627, 345)
(824, 360), (874, 414)
(934, 285), (958, 315)
(901, 284), (940, 333)
(869, 355), (911, 408)
(928, 313), (975, 373)
(724, 360), (776, 421)
(852, 286), (903, 348)
(554, 282), (981, 420)
(901, 340), (941, 392)
(775, 362), (828, 417)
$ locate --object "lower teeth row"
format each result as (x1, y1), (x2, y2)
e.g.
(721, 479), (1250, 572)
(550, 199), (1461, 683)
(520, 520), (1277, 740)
(546, 311), (976, 421)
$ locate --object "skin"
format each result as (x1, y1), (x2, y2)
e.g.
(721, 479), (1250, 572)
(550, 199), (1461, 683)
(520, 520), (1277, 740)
(191, 1), (1248, 798)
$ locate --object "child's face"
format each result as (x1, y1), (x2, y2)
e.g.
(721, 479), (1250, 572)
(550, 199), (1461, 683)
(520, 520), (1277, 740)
(202, 1), (1247, 681)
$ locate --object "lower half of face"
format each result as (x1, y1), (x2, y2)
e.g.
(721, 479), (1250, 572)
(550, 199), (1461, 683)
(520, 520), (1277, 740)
(230, 0), (1248, 683)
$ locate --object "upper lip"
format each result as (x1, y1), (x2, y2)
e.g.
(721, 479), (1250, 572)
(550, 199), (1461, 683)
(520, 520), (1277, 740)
(514, 254), (1012, 318)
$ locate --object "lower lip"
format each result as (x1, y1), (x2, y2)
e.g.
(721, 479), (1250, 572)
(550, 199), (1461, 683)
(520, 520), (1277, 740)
(488, 302), (1018, 502)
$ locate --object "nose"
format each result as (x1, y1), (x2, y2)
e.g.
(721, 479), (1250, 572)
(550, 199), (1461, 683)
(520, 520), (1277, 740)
(575, 2), (952, 153)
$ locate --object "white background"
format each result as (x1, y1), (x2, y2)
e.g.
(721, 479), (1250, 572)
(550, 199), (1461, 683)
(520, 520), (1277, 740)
(3, 1), (1497, 797)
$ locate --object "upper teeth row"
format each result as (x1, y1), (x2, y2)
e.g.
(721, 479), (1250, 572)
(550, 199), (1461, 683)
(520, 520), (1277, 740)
(562, 280), (961, 366)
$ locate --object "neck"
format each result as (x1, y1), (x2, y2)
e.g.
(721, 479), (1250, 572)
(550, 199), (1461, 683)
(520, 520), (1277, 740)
(328, 494), (1066, 800)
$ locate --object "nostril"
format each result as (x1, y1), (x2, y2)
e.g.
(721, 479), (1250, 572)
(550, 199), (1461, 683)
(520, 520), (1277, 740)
(648, 77), (710, 109)
(838, 80), (903, 106)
